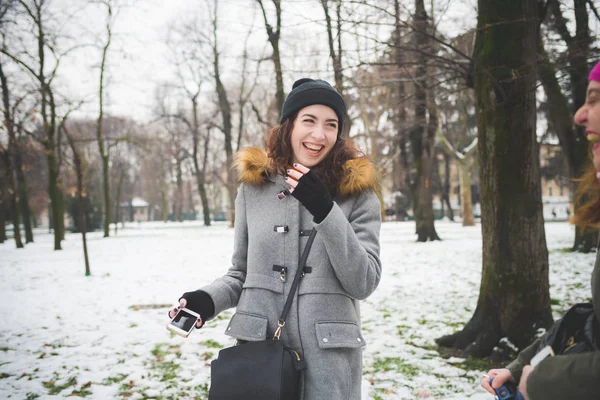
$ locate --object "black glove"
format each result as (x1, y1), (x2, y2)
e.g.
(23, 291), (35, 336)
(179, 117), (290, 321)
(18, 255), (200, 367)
(179, 290), (215, 329)
(291, 170), (334, 224)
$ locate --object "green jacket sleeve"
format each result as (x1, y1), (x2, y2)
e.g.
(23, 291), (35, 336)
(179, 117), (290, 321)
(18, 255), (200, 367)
(526, 350), (600, 400)
(506, 337), (542, 382)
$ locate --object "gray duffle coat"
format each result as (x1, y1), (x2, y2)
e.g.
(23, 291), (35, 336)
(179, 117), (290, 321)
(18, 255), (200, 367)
(201, 147), (382, 400)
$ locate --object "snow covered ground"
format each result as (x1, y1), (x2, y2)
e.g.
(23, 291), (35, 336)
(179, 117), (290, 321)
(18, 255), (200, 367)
(0, 220), (595, 399)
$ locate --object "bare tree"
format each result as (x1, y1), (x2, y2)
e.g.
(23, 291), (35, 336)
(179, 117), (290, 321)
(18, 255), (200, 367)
(539, 0), (597, 251)
(209, 0), (236, 226)
(408, 0), (440, 241)
(63, 121), (91, 276)
(0, 0), (74, 250)
(256, 0), (284, 117)
(94, 0), (117, 238)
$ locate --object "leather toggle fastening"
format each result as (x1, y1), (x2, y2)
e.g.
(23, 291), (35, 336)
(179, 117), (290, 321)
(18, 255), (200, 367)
(300, 267), (312, 278)
(299, 229), (312, 236)
(273, 265), (288, 282)
(274, 225), (289, 233)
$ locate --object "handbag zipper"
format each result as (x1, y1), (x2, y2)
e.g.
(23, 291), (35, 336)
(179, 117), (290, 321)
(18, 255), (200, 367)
(291, 350), (301, 361)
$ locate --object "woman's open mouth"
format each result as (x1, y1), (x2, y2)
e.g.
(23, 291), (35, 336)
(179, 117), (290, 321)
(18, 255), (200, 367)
(302, 142), (324, 157)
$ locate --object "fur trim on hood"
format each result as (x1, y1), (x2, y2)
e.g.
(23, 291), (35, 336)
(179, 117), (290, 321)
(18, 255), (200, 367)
(233, 147), (378, 197)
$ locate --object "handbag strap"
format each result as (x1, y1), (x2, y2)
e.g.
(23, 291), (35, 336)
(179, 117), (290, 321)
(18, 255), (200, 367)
(273, 228), (317, 340)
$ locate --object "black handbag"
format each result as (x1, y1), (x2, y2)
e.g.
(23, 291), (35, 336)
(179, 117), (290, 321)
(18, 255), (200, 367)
(208, 229), (316, 400)
(536, 303), (599, 355)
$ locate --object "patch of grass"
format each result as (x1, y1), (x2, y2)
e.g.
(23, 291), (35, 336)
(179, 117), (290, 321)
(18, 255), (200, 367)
(42, 374), (77, 395)
(102, 373), (128, 385)
(371, 357), (420, 378)
(0, 372), (11, 379)
(550, 298), (561, 306)
(118, 379), (136, 397)
(25, 393), (39, 400)
(69, 381), (93, 397)
(150, 343), (183, 382)
(199, 339), (223, 349)
(129, 323), (138, 328)
(0, 347), (12, 352)
(452, 356), (495, 371)
(554, 247), (573, 253)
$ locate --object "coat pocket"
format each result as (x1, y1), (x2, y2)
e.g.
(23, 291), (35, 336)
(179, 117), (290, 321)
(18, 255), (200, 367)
(242, 273), (284, 294)
(225, 311), (269, 342)
(315, 321), (367, 349)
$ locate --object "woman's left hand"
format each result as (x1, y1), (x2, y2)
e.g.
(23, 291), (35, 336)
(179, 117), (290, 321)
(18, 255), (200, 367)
(285, 163), (333, 223)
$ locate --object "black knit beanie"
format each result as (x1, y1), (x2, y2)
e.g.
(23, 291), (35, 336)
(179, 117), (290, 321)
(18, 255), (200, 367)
(280, 78), (346, 129)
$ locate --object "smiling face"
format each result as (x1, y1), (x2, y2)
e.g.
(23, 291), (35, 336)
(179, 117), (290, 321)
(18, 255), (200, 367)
(289, 104), (339, 167)
(574, 80), (600, 171)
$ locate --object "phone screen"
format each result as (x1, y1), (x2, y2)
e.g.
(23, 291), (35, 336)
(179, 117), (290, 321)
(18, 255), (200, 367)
(170, 309), (198, 332)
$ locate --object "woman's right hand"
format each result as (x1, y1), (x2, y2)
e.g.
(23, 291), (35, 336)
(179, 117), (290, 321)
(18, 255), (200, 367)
(480, 368), (515, 395)
(168, 298), (203, 328)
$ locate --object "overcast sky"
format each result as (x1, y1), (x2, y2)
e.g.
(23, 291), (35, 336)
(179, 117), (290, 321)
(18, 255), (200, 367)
(51, 0), (480, 123)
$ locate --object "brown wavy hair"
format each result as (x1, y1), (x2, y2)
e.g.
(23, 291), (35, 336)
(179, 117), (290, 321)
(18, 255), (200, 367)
(264, 111), (359, 198)
(570, 165), (600, 229)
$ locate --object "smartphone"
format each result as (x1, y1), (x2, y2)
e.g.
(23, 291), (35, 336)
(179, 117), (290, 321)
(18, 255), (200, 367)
(166, 307), (200, 338)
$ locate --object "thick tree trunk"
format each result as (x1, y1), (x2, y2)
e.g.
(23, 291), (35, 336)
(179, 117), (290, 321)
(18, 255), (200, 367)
(436, 0), (552, 359)
(458, 162), (475, 226)
(414, 169), (440, 241)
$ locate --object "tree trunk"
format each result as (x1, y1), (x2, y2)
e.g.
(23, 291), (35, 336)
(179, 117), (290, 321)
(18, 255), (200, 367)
(0, 57), (30, 245)
(47, 152), (63, 250)
(458, 162), (475, 226)
(65, 128), (91, 276)
(0, 192), (6, 243)
(409, 0), (440, 242)
(98, 1), (112, 238)
(159, 159), (168, 223)
(175, 159), (184, 222)
(101, 154), (110, 236)
(15, 150), (33, 243)
(114, 168), (124, 235)
(6, 157), (23, 249)
(442, 152), (454, 221)
(436, 0), (552, 359)
(212, 1), (236, 226)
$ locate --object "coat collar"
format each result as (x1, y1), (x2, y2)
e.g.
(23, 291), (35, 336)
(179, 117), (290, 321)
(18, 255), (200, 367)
(233, 147), (378, 197)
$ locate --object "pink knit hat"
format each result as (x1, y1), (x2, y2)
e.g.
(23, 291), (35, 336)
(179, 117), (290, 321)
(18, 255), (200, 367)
(589, 61), (600, 82)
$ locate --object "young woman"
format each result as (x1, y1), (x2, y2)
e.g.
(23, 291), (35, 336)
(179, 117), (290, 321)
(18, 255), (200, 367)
(480, 61), (600, 399)
(170, 78), (382, 399)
